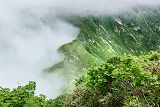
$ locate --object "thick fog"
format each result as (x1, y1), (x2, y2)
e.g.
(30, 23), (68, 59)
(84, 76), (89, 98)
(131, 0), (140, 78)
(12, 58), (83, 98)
(0, 0), (79, 98)
(0, 0), (159, 98)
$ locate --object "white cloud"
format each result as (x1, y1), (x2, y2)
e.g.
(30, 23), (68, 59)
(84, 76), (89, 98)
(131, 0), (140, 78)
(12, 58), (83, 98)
(0, 0), (79, 98)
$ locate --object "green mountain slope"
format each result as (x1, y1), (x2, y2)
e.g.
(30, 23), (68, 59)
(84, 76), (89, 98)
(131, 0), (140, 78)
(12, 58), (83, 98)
(48, 7), (160, 72)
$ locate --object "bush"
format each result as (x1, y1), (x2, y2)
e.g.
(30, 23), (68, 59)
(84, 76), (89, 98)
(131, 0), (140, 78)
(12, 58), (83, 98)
(0, 81), (50, 107)
(72, 51), (160, 107)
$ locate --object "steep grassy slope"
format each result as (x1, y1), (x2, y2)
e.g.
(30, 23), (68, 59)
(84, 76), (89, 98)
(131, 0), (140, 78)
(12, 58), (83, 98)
(48, 7), (160, 72)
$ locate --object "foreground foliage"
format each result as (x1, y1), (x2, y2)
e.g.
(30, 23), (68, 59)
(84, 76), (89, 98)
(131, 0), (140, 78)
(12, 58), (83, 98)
(57, 51), (160, 107)
(0, 51), (160, 107)
(0, 81), (54, 107)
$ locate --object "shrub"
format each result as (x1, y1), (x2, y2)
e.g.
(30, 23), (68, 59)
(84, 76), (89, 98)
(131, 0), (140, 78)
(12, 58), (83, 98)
(0, 81), (50, 107)
(73, 51), (160, 107)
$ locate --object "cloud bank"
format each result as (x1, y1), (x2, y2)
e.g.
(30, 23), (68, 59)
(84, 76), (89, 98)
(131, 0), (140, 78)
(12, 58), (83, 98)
(3, 0), (160, 15)
(0, 0), (79, 98)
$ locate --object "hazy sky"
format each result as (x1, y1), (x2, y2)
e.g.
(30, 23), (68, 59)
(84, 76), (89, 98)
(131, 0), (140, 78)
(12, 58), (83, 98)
(2, 0), (159, 15)
(0, 0), (159, 98)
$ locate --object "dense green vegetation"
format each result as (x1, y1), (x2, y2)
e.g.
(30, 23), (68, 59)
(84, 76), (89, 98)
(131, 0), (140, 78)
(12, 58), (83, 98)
(1, 51), (159, 107)
(53, 51), (160, 107)
(0, 81), (57, 107)
(48, 7), (160, 72)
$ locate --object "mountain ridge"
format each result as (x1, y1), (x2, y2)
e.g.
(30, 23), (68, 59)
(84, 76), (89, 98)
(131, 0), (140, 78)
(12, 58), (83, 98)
(47, 7), (160, 72)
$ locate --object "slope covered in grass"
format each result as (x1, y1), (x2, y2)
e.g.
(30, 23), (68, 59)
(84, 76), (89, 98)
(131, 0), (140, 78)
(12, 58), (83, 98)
(49, 7), (160, 72)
